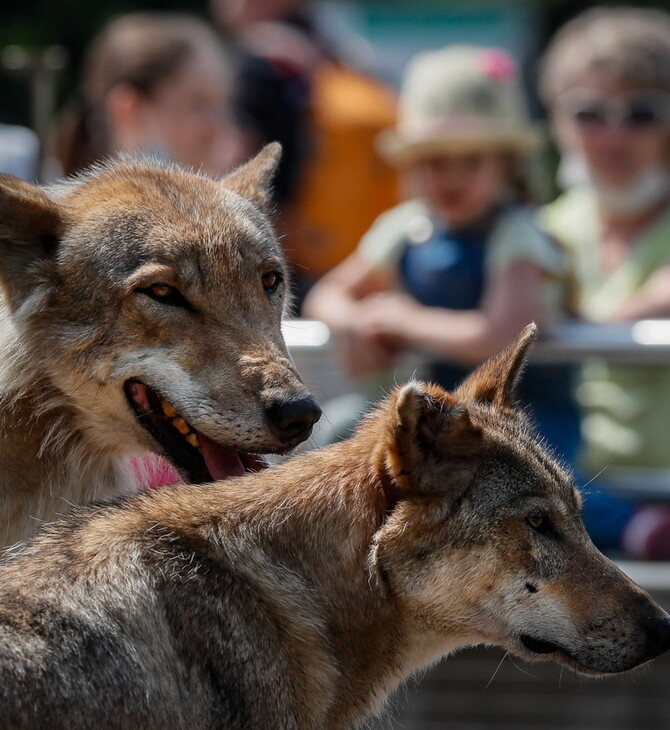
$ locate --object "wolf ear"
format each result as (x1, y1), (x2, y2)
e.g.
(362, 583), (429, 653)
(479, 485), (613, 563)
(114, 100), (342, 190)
(0, 175), (63, 240)
(384, 382), (481, 498)
(0, 175), (64, 309)
(455, 324), (537, 408)
(221, 142), (281, 208)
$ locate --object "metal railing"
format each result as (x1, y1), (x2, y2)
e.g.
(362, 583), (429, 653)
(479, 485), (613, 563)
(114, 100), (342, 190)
(284, 318), (670, 366)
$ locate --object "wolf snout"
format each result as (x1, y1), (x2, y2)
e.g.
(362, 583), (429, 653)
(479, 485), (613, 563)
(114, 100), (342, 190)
(267, 395), (322, 444)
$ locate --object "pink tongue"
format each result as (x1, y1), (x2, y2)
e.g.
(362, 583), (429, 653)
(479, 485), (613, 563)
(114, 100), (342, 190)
(198, 430), (246, 480)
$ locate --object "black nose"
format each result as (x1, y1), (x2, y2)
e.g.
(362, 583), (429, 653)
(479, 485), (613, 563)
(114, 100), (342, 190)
(645, 615), (670, 660)
(267, 395), (322, 443)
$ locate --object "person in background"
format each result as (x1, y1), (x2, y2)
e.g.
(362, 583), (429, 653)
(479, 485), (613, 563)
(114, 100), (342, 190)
(212, 0), (398, 313)
(53, 12), (240, 179)
(539, 6), (670, 556)
(212, 0), (399, 311)
(304, 45), (580, 466)
(211, 0), (313, 208)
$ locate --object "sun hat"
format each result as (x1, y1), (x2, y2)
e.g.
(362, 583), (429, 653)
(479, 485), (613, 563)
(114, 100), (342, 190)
(378, 45), (541, 165)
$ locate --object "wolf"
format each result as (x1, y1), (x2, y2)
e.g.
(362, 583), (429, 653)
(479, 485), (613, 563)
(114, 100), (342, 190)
(0, 325), (668, 729)
(0, 143), (320, 548)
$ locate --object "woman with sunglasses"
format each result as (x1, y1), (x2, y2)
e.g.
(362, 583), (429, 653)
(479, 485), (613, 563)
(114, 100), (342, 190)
(540, 6), (670, 558)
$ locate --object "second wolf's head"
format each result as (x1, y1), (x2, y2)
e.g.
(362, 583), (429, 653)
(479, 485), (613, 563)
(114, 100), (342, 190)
(369, 326), (670, 676)
(0, 144), (320, 484)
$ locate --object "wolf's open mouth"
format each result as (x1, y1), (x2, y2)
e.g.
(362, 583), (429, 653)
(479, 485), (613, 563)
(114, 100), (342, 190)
(124, 379), (267, 484)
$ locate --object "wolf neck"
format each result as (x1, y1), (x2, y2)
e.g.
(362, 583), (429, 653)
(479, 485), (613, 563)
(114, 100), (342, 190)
(0, 319), (132, 548)
(192, 440), (448, 728)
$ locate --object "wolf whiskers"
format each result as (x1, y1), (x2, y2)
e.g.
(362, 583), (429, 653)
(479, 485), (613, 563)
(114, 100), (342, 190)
(485, 651), (509, 689)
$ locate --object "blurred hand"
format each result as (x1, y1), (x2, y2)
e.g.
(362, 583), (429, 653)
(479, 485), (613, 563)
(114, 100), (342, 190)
(338, 328), (400, 377)
(356, 292), (422, 346)
(333, 292), (422, 377)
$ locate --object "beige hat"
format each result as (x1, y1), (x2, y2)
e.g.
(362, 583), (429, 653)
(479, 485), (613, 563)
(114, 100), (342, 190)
(378, 45), (541, 165)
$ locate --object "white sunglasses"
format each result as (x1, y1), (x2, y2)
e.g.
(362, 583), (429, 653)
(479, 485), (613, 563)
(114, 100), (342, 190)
(558, 89), (670, 130)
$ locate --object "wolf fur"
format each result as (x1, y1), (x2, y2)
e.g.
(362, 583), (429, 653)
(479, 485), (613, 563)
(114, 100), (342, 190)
(0, 326), (669, 729)
(0, 144), (320, 548)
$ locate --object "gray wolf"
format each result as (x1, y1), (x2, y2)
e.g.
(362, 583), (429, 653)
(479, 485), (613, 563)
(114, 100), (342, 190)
(0, 326), (668, 729)
(0, 143), (320, 548)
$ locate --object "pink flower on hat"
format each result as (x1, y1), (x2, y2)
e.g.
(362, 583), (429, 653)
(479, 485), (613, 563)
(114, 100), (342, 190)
(481, 48), (517, 83)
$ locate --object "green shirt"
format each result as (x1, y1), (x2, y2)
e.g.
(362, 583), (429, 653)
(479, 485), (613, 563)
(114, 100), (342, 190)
(541, 187), (670, 471)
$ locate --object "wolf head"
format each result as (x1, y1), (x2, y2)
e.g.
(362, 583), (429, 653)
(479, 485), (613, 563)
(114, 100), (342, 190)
(0, 144), (320, 483)
(371, 326), (670, 675)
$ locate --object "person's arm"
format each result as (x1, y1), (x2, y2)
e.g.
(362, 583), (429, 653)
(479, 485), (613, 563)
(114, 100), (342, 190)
(607, 265), (670, 320)
(353, 260), (546, 366)
(302, 251), (400, 376)
(302, 250), (391, 328)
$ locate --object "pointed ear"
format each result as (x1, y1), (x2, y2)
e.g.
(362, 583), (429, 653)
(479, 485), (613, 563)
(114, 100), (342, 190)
(221, 142), (281, 208)
(0, 174), (64, 309)
(383, 381), (481, 498)
(0, 174), (63, 240)
(455, 324), (537, 408)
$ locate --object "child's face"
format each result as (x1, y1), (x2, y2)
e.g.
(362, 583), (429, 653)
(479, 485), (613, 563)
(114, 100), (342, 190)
(407, 152), (506, 226)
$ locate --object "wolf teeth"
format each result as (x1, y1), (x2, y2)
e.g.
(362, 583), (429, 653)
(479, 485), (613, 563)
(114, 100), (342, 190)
(159, 397), (178, 418)
(172, 417), (190, 435)
(157, 396), (199, 449)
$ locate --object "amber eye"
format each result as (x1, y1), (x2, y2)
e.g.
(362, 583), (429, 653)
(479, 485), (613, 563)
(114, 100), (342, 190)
(137, 283), (188, 308)
(527, 513), (550, 533)
(150, 284), (174, 299)
(261, 271), (282, 294)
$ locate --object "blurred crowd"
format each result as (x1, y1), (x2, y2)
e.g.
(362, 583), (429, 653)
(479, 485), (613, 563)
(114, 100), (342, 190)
(4, 1), (670, 559)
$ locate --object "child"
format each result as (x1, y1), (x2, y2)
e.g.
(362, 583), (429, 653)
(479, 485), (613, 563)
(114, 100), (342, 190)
(304, 44), (580, 464)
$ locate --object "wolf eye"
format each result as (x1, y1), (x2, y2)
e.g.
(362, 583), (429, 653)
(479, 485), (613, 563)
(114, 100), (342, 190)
(137, 283), (188, 307)
(261, 271), (282, 294)
(527, 513), (550, 533)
